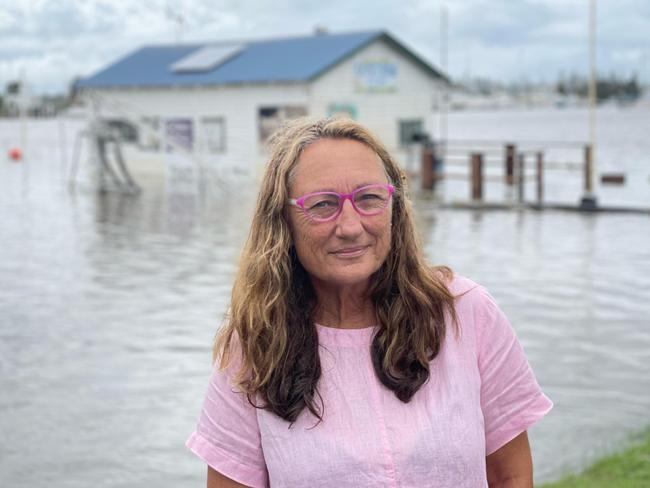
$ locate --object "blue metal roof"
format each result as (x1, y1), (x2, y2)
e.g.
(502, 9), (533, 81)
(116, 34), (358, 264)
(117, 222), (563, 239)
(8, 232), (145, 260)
(77, 30), (444, 88)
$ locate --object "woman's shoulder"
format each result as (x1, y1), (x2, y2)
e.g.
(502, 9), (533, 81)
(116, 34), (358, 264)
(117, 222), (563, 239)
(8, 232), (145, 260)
(443, 274), (518, 347)
(442, 273), (500, 325)
(445, 273), (483, 300)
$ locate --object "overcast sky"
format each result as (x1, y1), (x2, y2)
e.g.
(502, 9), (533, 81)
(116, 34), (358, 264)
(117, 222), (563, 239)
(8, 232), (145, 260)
(1, 0), (649, 94)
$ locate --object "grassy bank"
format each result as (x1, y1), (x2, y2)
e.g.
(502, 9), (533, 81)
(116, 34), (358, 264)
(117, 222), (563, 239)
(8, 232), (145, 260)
(539, 429), (650, 488)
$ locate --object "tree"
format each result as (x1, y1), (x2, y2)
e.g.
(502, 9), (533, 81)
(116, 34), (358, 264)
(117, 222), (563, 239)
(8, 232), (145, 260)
(554, 72), (644, 102)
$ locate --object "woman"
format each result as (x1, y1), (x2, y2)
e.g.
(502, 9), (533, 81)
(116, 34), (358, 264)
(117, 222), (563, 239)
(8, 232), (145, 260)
(186, 117), (552, 487)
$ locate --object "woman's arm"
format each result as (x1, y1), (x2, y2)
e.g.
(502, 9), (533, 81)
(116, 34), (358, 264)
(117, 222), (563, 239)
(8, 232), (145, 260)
(485, 431), (533, 488)
(207, 466), (251, 488)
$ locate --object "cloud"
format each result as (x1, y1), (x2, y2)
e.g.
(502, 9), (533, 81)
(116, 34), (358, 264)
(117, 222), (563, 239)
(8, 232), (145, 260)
(449, 0), (558, 46)
(0, 0), (648, 94)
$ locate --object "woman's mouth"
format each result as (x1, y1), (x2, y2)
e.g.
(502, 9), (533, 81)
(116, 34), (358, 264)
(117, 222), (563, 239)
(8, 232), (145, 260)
(331, 246), (369, 258)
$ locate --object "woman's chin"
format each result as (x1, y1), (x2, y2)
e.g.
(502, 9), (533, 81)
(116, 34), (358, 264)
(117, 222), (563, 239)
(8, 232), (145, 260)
(314, 265), (378, 290)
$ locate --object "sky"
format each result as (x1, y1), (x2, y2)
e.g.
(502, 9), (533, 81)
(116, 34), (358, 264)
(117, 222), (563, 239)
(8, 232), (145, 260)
(1, 0), (649, 95)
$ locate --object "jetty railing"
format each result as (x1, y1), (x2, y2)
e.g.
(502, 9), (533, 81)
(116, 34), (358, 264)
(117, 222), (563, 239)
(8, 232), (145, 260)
(421, 139), (593, 207)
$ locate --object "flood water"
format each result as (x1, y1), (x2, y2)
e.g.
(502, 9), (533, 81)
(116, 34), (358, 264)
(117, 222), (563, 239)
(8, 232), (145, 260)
(1, 107), (649, 487)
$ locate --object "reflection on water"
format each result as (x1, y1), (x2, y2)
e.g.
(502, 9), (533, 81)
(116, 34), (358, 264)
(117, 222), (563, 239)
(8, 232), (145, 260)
(1, 116), (649, 487)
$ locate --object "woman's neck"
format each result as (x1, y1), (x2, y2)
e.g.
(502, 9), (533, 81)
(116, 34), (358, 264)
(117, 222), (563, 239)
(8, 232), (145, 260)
(311, 280), (376, 329)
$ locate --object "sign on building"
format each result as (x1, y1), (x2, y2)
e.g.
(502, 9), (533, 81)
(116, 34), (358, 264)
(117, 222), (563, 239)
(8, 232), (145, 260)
(354, 61), (398, 92)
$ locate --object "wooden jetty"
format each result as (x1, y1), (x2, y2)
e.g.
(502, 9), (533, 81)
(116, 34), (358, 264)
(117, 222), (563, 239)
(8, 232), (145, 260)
(419, 139), (649, 215)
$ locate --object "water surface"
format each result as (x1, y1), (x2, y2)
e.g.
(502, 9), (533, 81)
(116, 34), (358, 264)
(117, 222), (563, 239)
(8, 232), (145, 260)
(1, 111), (649, 486)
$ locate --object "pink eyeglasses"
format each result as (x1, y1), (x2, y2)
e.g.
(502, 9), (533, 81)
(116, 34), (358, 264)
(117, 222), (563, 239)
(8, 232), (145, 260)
(288, 184), (394, 222)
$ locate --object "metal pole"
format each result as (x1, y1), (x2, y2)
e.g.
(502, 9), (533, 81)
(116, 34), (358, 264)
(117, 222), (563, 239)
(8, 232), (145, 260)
(581, 0), (598, 209)
(588, 0), (597, 176)
(58, 116), (67, 181)
(440, 2), (449, 163)
(19, 69), (27, 160)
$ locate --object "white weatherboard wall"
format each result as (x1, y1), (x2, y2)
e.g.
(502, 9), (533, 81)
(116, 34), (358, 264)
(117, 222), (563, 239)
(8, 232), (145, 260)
(86, 84), (309, 176)
(309, 38), (442, 170)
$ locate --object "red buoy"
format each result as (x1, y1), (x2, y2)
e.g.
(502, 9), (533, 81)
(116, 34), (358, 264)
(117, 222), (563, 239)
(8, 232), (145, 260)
(8, 148), (23, 161)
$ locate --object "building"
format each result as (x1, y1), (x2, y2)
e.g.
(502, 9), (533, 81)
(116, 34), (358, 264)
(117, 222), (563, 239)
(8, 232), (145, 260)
(2, 81), (39, 117)
(77, 29), (447, 179)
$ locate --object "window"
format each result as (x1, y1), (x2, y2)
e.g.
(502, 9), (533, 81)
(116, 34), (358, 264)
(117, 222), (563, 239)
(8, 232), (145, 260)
(201, 117), (226, 153)
(258, 105), (307, 144)
(165, 118), (194, 152)
(398, 119), (424, 147)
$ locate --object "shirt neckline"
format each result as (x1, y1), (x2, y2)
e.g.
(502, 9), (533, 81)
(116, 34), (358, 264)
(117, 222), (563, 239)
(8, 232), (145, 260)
(315, 323), (378, 347)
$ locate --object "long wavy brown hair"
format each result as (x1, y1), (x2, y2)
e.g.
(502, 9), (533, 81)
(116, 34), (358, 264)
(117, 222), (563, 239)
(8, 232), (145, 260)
(214, 117), (456, 423)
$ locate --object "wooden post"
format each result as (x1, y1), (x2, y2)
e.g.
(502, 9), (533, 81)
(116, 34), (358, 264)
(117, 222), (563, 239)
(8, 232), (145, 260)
(584, 144), (593, 193)
(517, 153), (525, 203)
(432, 146), (443, 186)
(421, 148), (434, 190)
(471, 152), (483, 201)
(536, 151), (544, 205)
(505, 144), (516, 186)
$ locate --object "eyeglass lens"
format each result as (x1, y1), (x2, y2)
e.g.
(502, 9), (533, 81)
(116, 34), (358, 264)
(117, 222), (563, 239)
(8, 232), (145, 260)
(303, 185), (391, 220)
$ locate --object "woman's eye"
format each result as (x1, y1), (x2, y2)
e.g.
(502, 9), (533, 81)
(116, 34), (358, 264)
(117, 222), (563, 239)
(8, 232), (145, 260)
(358, 192), (383, 201)
(308, 199), (338, 210)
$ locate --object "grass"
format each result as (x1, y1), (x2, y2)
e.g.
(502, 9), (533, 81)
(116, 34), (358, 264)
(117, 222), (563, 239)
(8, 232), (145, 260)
(539, 429), (650, 488)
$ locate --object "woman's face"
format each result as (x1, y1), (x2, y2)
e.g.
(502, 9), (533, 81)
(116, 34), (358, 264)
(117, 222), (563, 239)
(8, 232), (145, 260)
(287, 138), (393, 291)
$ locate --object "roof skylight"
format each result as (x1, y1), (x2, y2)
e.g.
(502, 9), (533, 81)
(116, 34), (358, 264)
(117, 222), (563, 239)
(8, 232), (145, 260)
(169, 44), (244, 73)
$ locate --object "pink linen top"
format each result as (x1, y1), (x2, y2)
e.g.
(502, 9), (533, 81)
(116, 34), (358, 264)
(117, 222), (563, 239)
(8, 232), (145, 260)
(186, 276), (552, 487)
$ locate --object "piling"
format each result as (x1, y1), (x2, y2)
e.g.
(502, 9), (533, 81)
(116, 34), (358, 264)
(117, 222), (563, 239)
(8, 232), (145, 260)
(505, 144), (516, 186)
(421, 148), (435, 190)
(471, 152), (483, 201)
(517, 153), (525, 203)
(584, 144), (593, 194)
(580, 144), (598, 210)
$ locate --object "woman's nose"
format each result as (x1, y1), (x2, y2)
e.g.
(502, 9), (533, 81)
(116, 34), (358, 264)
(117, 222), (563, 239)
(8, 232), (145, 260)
(334, 199), (363, 238)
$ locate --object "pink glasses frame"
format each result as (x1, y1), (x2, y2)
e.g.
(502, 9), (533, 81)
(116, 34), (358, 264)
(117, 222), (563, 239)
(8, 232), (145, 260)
(288, 183), (395, 222)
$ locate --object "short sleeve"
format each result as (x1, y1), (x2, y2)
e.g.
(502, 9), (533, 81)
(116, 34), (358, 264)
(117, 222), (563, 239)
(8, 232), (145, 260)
(186, 357), (268, 488)
(475, 287), (553, 455)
